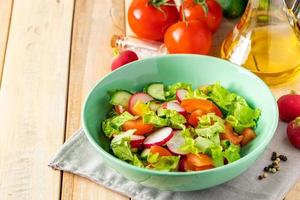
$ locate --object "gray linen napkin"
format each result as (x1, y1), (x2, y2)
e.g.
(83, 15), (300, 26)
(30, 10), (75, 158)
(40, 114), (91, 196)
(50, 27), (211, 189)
(49, 121), (300, 200)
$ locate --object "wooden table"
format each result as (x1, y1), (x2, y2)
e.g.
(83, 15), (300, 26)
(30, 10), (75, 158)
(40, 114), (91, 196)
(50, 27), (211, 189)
(0, 0), (299, 199)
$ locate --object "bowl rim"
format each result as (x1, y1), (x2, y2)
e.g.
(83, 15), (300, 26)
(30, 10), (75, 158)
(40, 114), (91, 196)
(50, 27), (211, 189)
(82, 54), (279, 176)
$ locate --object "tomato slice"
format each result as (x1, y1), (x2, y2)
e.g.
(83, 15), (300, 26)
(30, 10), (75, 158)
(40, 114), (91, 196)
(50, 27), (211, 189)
(150, 145), (173, 156)
(220, 123), (244, 145)
(122, 118), (154, 135)
(180, 99), (222, 117)
(194, 165), (214, 171)
(186, 153), (214, 167)
(241, 128), (256, 146)
(188, 109), (204, 127)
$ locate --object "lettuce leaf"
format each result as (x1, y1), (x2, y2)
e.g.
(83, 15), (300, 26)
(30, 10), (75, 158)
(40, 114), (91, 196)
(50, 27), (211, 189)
(185, 88), (208, 100)
(226, 96), (261, 133)
(198, 113), (225, 128)
(209, 145), (224, 167)
(102, 111), (134, 137)
(158, 109), (186, 130)
(132, 155), (144, 168)
(195, 136), (214, 153)
(110, 135), (133, 162)
(223, 143), (241, 163)
(147, 152), (160, 163)
(147, 153), (180, 171)
(206, 82), (237, 113)
(195, 113), (225, 138)
(205, 83), (261, 133)
(165, 82), (192, 100)
(102, 120), (119, 138)
(180, 129), (199, 154)
(221, 140), (231, 149)
(142, 111), (168, 127)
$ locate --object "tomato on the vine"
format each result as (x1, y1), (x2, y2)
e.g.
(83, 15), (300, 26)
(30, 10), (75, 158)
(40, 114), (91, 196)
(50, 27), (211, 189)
(179, 0), (223, 33)
(164, 20), (212, 54)
(128, 0), (179, 41)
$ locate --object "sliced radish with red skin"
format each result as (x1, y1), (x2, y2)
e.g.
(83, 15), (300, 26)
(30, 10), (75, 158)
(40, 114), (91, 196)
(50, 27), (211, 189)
(112, 129), (135, 143)
(176, 89), (188, 102)
(143, 127), (174, 148)
(166, 130), (187, 155)
(111, 50), (138, 71)
(161, 101), (185, 113)
(178, 156), (188, 172)
(169, 100), (180, 104)
(128, 93), (154, 115)
(130, 135), (145, 148)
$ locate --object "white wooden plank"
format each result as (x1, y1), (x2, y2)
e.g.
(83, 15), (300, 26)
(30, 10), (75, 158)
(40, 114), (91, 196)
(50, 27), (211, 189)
(61, 0), (128, 199)
(0, 0), (75, 199)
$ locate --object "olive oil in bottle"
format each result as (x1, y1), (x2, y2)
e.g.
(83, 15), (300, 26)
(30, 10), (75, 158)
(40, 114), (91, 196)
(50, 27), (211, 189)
(221, 0), (300, 86)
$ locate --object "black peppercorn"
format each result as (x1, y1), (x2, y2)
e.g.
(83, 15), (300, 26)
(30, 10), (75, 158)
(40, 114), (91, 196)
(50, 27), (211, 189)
(268, 164), (274, 168)
(258, 175), (263, 180)
(264, 167), (269, 172)
(279, 155), (287, 161)
(271, 152), (277, 161)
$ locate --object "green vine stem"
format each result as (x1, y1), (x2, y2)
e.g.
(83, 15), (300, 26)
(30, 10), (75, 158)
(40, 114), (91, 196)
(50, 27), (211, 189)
(149, 0), (176, 7)
(294, 117), (300, 127)
(194, 0), (208, 16)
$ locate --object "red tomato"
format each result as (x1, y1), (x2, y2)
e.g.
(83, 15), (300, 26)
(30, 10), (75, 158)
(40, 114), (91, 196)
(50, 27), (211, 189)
(150, 145), (173, 156)
(220, 123), (244, 145)
(241, 128), (256, 146)
(179, 0), (223, 33)
(164, 20), (212, 54)
(122, 118), (154, 135)
(188, 109), (204, 127)
(185, 154), (214, 171)
(128, 0), (179, 41)
(180, 99), (223, 117)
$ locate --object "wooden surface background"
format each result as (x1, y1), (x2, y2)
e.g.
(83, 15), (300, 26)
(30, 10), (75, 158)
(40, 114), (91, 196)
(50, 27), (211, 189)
(0, 0), (299, 199)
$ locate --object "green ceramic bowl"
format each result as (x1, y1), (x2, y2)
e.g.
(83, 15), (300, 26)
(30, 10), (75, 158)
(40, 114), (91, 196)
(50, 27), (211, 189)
(82, 54), (278, 191)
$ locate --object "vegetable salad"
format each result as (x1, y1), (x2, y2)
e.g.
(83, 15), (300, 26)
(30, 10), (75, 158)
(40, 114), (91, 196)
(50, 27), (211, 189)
(102, 82), (261, 172)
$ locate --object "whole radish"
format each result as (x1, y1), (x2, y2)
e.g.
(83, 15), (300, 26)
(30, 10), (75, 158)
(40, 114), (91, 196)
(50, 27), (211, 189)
(277, 93), (300, 122)
(111, 50), (138, 71)
(287, 117), (300, 149)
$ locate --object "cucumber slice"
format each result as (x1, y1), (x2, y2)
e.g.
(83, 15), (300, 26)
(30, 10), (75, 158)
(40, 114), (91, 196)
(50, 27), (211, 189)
(146, 83), (165, 100)
(110, 90), (132, 107)
(141, 148), (151, 160)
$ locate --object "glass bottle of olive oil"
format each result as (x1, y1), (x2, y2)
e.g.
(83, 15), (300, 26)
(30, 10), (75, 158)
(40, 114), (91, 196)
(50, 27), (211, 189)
(221, 0), (300, 86)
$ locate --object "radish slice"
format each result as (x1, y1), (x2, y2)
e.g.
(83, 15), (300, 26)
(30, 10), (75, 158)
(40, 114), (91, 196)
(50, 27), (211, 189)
(176, 89), (188, 102)
(178, 156), (188, 172)
(112, 129), (135, 143)
(169, 100), (180, 104)
(128, 92), (154, 115)
(130, 135), (145, 148)
(161, 101), (185, 113)
(166, 130), (187, 155)
(143, 127), (173, 148)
